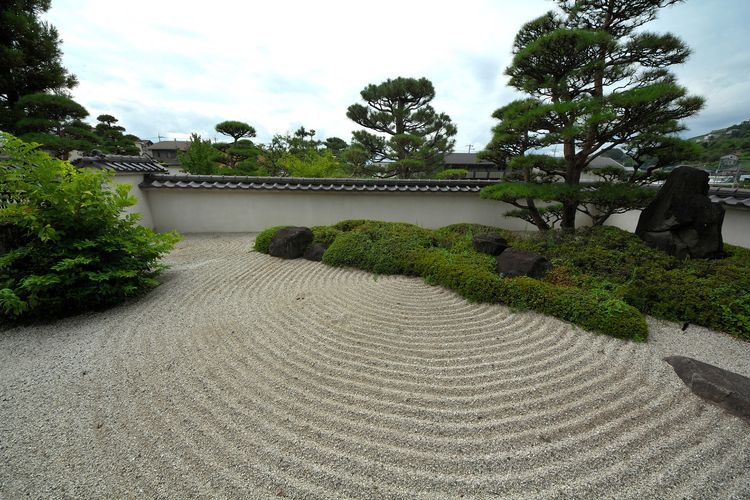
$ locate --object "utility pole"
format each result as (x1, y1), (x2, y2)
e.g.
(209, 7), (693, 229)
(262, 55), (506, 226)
(466, 145), (473, 154)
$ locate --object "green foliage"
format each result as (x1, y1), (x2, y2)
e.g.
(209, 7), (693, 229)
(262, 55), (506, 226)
(277, 149), (348, 178)
(0, 133), (180, 321)
(436, 168), (468, 180)
(488, 0), (704, 230)
(347, 77), (457, 178)
(253, 226), (287, 254)
(515, 226), (750, 339)
(15, 92), (94, 158)
(93, 114), (139, 155)
(310, 226), (341, 246)
(215, 120), (256, 144)
(178, 133), (220, 175)
(0, 0), (78, 133)
(259, 219), (648, 340)
(322, 221), (435, 275)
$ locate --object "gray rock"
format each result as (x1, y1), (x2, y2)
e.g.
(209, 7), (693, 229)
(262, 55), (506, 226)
(473, 233), (508, 256)
(664, 356), (750, 423)
(635, 166), (724, 259)
(268, 227), (313, 259)
(303, 242), (328, 262)
(496, 248), (552, 279)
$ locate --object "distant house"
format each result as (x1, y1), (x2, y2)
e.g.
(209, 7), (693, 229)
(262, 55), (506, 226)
(146, 140), (189, 168)
(443, 153), (502, 179)
(580, 156), (631, 182)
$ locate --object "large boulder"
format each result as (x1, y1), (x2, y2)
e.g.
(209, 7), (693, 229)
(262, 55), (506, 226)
(635, 167), (724, 259)
(665, 356), (750, 423)
(473, 233), (508, 256)
(268, 227), (313, 259)
(496, 248), (552, 279)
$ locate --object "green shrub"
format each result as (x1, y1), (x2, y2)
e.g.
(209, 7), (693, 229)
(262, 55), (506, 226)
(519, 226), (750, 339)
(323, 221), (435, 275)
(0, 133), (180, 321)
(311, 225), (341, 246)
(410, 247), (647, 340)
(253, 226), (287, 254)
(436, 168), (468, 180)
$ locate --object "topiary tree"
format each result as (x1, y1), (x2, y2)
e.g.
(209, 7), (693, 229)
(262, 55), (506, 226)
(347, 77), (457, 178)
(481, 0), (704, 232)
(0, 133), (180, 321)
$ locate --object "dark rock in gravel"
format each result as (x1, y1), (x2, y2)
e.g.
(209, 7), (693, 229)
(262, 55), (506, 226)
(303, 242), (328, 262)
(473, 233), (508, 256)
(665, 355), (750, 423)
(635, 166), (725, 259)
(268, 227), (313, 259)
(496, 248), (552, 279)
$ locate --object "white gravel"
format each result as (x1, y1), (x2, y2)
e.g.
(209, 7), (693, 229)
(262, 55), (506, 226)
(1, 233), (748, 498)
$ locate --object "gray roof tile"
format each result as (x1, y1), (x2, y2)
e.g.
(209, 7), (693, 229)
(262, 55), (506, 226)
(74, 155), (168, 173)
(139, 174), (750, 208)
(140, 174), (498, 193)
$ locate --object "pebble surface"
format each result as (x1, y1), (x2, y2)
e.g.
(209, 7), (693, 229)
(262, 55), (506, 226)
(1, 233), (749, 498)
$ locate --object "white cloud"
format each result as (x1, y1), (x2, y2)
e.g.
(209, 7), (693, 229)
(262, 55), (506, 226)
(45, 0), (749, 148)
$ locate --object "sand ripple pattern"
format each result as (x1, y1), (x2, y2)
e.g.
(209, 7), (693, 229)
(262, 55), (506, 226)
(1, 234), (749, 498)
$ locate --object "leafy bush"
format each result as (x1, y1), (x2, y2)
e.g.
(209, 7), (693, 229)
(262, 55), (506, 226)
(0, 133), (180, 321)
(323, 221), (435, 275)
(253, 225), (287, 253)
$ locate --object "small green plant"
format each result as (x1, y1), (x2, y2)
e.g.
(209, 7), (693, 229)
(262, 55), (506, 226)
(0, 133), (180, 321)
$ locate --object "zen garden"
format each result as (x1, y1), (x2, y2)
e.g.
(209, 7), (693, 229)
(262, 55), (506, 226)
(1, 0), (749, 498)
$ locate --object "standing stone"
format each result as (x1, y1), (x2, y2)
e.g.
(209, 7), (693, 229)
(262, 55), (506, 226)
(635, 167), (724, 259)
(473, 233), (508, 256)
(268, 227), (313, 259)
(496, 248), (552, 278)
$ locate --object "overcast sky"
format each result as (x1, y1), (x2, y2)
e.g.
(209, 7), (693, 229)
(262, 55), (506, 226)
(45, 0), (749, 151)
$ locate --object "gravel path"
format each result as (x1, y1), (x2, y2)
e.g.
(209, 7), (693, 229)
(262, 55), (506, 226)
(1, 233), (749, 498)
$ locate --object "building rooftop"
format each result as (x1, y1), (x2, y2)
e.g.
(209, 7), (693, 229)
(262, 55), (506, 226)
(74, 155), (169, 173)
(140, 174), (498, 193)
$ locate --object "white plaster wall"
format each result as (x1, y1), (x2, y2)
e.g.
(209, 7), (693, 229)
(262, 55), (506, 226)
(112, 173), (154, 228)
(140, 187), (749, 248)
(604, 207), (750, 248)
(145, 189), (543, 233)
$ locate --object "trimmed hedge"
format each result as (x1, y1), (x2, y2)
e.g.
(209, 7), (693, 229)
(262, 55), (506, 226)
(255, 219), (649, 341)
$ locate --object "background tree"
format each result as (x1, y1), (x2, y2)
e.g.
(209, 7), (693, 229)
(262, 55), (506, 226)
(214, 120), (257, 168)
(347, 77), (457, 178)
(93, 114), (139, 155)
(1, 0), (78, 132)
(178, 133), (220, 175)
(15, 92), (95, 158)
(215, 120), (256, 144)
(481, 0), (704, 231)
